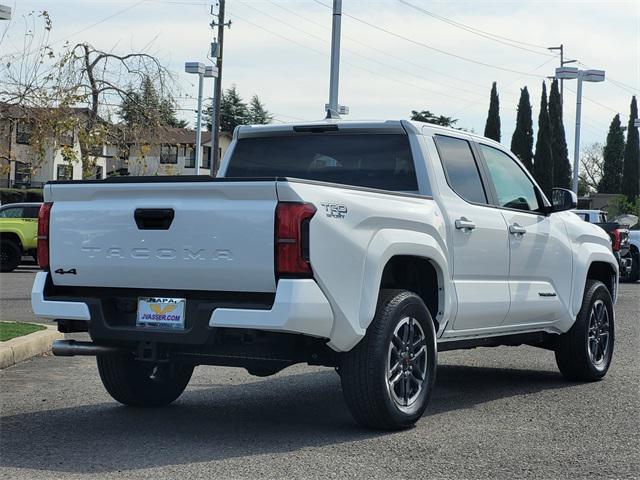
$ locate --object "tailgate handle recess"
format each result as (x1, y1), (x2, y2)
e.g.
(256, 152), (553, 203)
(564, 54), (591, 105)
(134, 208), (174, 230)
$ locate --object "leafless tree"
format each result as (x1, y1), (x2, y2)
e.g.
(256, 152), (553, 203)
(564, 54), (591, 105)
(579, 142), (604, 193)
(55, 42), (174, 175)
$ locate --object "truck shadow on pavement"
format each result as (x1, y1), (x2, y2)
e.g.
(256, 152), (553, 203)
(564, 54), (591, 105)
(0, 363), (577, 474)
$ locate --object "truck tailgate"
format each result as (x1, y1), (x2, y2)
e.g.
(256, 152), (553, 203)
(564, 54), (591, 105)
(46, 180), (277, 292)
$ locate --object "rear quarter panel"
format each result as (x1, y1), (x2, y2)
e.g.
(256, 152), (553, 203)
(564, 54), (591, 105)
(277, 180), (450, 351)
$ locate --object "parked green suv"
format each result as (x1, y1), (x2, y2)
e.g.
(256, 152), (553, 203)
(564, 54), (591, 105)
(0, 202), (41, 272)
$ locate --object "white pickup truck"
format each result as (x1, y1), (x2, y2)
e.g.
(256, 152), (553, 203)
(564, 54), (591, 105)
(32, 120), (618, 430)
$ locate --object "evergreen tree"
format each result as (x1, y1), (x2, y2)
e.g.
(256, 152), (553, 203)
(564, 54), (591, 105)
(483, 82), (501, 142)
(548, 79), (571, 189)
(119, 76), (186, 128)
(510, 87), (534, 172)
(247, 95), (273, 124)
(410, 110), (458, 127)
(598, 114), (626, 193)
(533, 82), (553, 196)
(219, 86), (249, 133)
(622, 96), (640, 202)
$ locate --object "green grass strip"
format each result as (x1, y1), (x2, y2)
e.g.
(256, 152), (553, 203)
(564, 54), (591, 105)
(0, 322), (46, 342)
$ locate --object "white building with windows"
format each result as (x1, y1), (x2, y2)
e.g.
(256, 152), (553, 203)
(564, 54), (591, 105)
(0, 104), (106, 187)
(106, 127), (232, 177)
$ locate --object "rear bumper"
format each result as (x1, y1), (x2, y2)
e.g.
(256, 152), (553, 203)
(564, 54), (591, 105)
(31, 272), (91, 321)
(31, 273), (334, 343)
(210, 279), (333, 338)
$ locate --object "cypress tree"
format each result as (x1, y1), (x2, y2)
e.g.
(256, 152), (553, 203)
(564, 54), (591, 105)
(598, 114), (626, 193)
(548, 79), (571, 189)
(510, 87), (534, 172)
(621, 96), (639, 202)
(533, 82), (553, 196)
(484, 82), (501, 142)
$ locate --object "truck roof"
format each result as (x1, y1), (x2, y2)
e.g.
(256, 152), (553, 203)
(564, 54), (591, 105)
(235, 119), (503, 149)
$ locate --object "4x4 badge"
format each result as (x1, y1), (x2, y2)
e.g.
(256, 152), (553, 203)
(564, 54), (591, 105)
(55, 268), (77, 275)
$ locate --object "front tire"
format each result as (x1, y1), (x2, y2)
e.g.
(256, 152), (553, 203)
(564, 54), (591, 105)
(555, 280), (614, 381)
(97, 354), (193, 407)
(340, 289), (437, 430)
(0, 239), (21, 272)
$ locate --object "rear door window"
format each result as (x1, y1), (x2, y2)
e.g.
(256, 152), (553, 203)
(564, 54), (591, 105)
(433, 135), (487, 204)
(24, 206), (41, 218)
(226, 133), (420, 192)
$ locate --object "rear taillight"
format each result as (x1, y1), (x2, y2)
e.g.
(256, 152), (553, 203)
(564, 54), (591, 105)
(610, 229), (622, 252)
(37, 202), (53, 270)
(275, 202), (316, 278)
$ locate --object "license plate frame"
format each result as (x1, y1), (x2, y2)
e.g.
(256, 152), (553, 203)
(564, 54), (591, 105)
(136, 297), (186, 330)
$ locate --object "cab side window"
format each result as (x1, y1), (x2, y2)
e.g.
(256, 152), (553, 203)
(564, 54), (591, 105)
(0, 207), (25, 218)
(434, 135), (487, 204)
(479, 144), (541, 212)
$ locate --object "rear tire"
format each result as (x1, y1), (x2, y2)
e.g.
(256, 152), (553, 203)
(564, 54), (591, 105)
(97, 354), (193, 407)
(555, 280), (614, 381)
(0, 239), (21, 272)
(624, 251), (639, 283)
(340, 289), (437, 430)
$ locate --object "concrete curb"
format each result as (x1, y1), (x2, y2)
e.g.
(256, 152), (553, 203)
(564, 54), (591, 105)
(0, 324), (63, 369)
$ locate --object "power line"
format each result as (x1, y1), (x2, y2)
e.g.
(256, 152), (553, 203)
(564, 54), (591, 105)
(310, 0), (548, 78)
(227, 9), (484, 107)
(4, 0), (147, 58)
(238, 1), (492, 100)
(397, 0), (555, 57)
(268, 0), (505, 96)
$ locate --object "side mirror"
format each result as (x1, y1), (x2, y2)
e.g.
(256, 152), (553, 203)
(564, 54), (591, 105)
(550, 188), (577, 213)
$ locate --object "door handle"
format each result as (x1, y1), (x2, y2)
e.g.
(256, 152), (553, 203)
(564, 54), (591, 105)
(455, 217), (476, 231)
(509, 223), (526, 235)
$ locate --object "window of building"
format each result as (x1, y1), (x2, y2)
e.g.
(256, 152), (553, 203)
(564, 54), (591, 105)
(13, 161), (31, 186)
(16, 120), (32, 145)
(90, 165), (103, 180)
(59, 129), (74, 147)
(434, 135), (487, 204)
(56, 164), (73, 180)
(202, 147), (211, 169)
(160, 144), (178, 164)
(184, 146), (196, 168)
(90, 144), (103, 156)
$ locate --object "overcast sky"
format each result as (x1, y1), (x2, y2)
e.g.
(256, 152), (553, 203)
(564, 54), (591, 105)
(3, 0), (639, 150)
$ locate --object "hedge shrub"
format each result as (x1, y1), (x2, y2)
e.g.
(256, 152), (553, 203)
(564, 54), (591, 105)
(0, 188), (44, 204)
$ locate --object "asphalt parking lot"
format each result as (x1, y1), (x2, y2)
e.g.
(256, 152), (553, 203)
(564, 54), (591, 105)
(0, 267), (638, 479)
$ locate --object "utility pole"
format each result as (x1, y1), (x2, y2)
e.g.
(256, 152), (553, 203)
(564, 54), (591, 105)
(326, 0), (342, 119)
(324, 0), (348, 119)
(210, 0), (231, 176)
(548, 44), (576, 104)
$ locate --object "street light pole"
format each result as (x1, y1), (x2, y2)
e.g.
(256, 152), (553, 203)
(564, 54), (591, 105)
(555, 66), (605, 194)
(194, 72), (204, 176)
(185, 62), (207, 175)
(572, 74), (583, 194)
